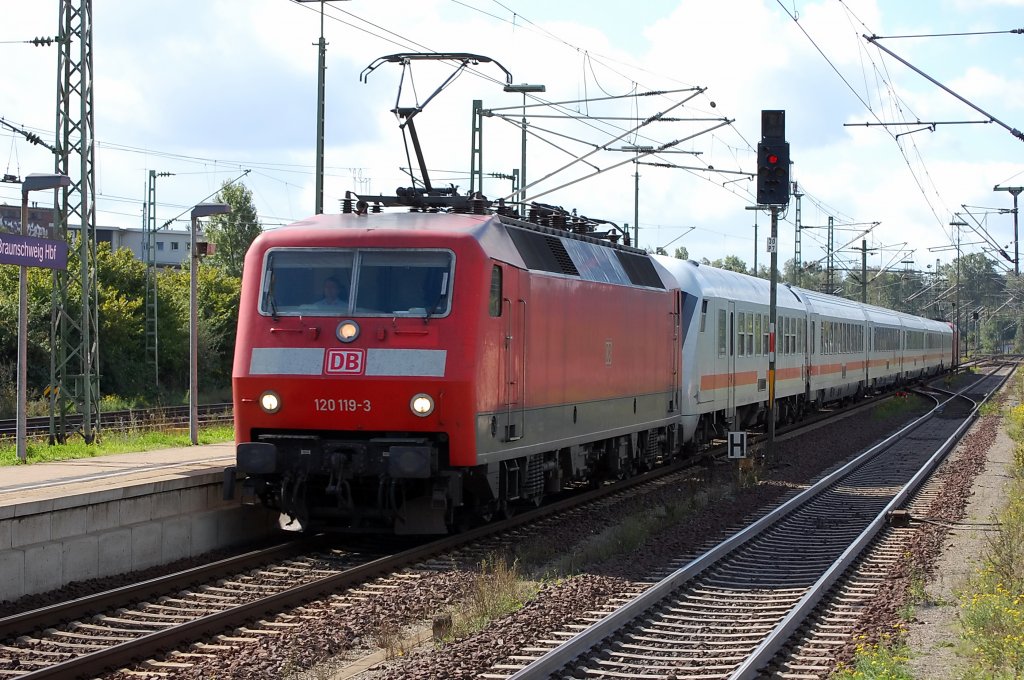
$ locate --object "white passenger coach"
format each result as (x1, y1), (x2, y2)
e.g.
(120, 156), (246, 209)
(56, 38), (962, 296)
(652, 257), (955, 448)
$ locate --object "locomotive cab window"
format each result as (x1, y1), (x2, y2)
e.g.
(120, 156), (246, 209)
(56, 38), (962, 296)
(259, 248), (455, 318)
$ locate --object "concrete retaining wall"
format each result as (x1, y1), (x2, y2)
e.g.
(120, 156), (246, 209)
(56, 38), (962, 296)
(0, 472), (275, 601)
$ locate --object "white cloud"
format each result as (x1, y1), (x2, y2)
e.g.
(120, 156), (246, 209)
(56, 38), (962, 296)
(0, 0), (1019, 273)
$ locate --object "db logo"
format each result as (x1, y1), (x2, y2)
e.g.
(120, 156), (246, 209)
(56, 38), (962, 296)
(324, 348), (365, 375)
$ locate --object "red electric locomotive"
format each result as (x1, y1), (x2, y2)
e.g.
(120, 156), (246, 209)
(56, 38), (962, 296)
(231, 207), (683, 533)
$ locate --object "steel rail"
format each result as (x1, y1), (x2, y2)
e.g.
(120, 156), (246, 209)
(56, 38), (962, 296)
(507, 369), (1005, 679)
(1, 382), (946, 678)
(730, 370), (1007, 678)
(0, 539), (310, 641)
(9, 451), (706, 679)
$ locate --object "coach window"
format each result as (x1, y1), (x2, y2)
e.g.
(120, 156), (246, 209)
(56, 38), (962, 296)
(489, 265), (502, 317)
(746, 312), (754, 356)
(717, 308), (727, 356)
(700, 300), (708, 332)
(762, 314), (769, 355)
(736, 312), (744, 356)
(754, 313), (762, 355)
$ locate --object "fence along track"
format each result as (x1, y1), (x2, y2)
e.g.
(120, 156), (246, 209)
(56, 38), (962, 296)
(0, 403), (233, 440)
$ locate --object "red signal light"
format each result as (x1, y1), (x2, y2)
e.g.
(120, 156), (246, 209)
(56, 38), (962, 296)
(767, 153), (779, 165)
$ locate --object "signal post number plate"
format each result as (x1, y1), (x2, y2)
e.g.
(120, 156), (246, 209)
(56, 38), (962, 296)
(314, 397), (372, 413)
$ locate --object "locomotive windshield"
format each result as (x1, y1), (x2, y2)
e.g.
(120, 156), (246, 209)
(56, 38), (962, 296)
(260, 248), (454, 318)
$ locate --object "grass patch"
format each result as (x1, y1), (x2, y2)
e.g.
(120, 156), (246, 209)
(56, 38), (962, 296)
(871, 393), (919, 421)
(435, 557), (541, 644)
(0, 424), (235, 466)
(1006, 404), (1024, 443)
(955, 394), (1024, 678)
(833, 636), (914, 680)
(979, 401), (1003, 418)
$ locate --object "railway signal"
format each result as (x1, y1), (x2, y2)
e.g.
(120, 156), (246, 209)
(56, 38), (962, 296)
(757, 109), (789, 461)
(756, 108), (790, 207)
(756, 142), (790, 205)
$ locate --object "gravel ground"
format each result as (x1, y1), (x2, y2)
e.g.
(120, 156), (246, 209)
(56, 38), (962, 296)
(904, 411), (1013, 679)
(837, 372), (1016, 678)
(353, 395), (935, 680)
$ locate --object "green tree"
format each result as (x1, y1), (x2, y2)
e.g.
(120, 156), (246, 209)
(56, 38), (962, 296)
(157, 265), (241, 395)
(673, 246), (689, 260)
(205, 181), (262, 278)
(95, 244), (148, 396)
(787, 259), (826, 289)
(0, 263), (59, 416)
(701, 255), (748, 274)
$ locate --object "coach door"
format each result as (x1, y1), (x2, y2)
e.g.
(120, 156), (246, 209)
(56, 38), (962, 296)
(500, 269), (526, 442)
(726, 301), (737, 424)
(804, 313), (814, 392)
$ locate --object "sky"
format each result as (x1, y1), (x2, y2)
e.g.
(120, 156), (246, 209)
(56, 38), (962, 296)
(2, 0), (1023, 277)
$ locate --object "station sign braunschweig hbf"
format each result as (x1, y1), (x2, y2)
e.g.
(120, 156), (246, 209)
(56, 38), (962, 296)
(0, 203), (69, 269)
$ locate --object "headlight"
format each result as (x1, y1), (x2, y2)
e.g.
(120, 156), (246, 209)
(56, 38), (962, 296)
(410, 393), (434, 417)
(260, 390), (281, 413)
(336, 320), (360, 343)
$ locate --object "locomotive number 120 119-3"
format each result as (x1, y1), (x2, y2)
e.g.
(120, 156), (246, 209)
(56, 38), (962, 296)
(314, 398), (372, 413)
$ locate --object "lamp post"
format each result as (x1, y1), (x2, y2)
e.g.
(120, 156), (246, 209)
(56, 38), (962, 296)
(994, 185), (1023, 276)
(18, 173), (71, 462)
(296, 0), (349, 215)
(503, 83), (546, 208)
(618, 146), (651, 248)
(189, 203), (230, 445)
(950, 217), (966, 361)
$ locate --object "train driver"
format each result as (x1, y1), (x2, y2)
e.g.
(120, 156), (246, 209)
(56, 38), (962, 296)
(315, 276), (348, 309)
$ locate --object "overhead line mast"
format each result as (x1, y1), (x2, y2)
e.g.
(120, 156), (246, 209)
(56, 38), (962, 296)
(50, 0), (100, 444)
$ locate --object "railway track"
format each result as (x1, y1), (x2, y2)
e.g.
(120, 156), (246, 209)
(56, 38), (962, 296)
(0, 403), (233, 441)
(0, 446), (726, 679)
(490, 365), (1009, 679)
(0, 384), (956, 678)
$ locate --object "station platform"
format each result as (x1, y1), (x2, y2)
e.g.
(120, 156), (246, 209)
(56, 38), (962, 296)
(0, 442), (275, 603)
(0, 442), (235, 508)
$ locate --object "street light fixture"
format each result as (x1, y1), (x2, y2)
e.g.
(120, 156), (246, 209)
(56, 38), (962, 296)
(189, 203), (230, 445)
(296, 0), (350, 215)
(503, 83), (546, 208)
(994, 184), (1023, 277)
(18, 173), (71, 462)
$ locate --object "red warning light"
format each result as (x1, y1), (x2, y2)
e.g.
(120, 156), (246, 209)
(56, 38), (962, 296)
(767, 153), (779, 165)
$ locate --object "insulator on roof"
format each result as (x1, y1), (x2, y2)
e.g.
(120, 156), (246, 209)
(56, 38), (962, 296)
(470, 194), (486, 215)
